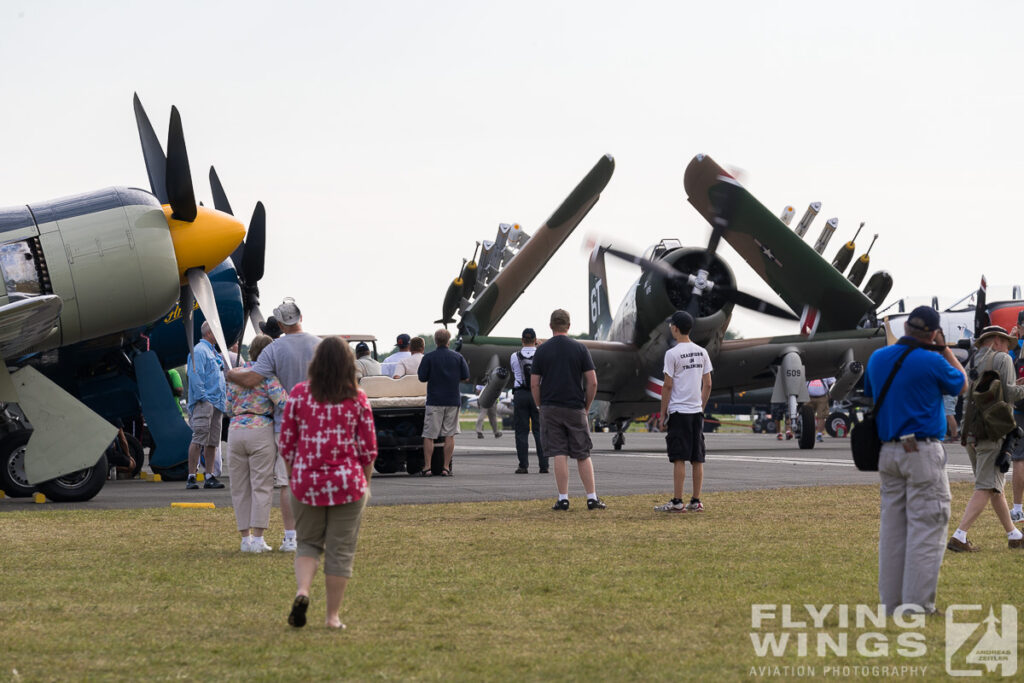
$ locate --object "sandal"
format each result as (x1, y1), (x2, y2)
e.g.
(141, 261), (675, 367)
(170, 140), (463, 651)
(288, 594), (310, 628)
(440, 468), (452, 477)
(417, 469), (433, 477)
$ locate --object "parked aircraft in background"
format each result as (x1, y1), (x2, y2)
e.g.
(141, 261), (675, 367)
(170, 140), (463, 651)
(0, 94), (254, 501)
(444, 154), (893, 450)
(880, 280), (1024, 345)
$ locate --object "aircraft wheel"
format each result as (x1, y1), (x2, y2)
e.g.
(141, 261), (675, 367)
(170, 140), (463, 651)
(37, 454), (108, 503)
(826, 412), (852, 438)
(765, 419), (777, 434)
(797, 404), (816, 450)
(150, 461), (188, 481)
(108, 433), (145, 478)
(0, 430), (36, 497)
(612, 432), (625, 451)
(752, 419), (763, 434)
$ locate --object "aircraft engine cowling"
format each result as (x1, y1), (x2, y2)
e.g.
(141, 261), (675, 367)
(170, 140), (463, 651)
(3, 187), (182, 351)
(632, 246), (735, 354)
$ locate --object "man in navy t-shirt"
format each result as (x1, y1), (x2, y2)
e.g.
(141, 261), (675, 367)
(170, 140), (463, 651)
(531, 308), (604, 511)
(864, 305), (965, 615)
(418, 328), (470, 476)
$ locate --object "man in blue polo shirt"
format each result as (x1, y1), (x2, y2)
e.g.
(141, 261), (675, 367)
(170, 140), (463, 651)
(417, 328), (470, 476)
(186, 321), (228, 490)
(864, 305), (966, 615)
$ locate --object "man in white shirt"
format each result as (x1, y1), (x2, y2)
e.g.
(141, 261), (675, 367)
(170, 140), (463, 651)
(656, 311), (713, 512)
(380, 334), (412, 377)
(392, 337), (425, 378)
(354, 342), (382, 380)
(510, 328), (545, 473)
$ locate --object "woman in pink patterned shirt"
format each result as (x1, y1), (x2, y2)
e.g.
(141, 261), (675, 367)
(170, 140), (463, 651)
(280, 336), (377, 629)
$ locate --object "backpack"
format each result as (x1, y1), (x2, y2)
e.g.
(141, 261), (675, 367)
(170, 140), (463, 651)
(964, 351), (1016, 441)
(517, 350), (533, 389)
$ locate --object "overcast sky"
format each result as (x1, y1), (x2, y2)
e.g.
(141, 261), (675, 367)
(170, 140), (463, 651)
(2, 1), (1022, 349)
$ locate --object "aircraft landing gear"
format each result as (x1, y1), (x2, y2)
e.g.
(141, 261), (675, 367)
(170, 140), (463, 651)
(797, 403), (816, 450)
(0, 430), (35, 498)
(826, 411), (852, 438)
(612, 431), (625, 451)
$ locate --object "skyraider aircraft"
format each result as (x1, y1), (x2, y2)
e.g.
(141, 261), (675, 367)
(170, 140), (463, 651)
(0, 95), (253, 502)
(445, 154), (891, 450)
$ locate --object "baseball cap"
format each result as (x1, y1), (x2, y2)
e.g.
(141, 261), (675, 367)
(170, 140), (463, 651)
(355, 341), (370, 353)
(670, 310), (694, 334)
(905, 305), (940, 333)
(396, 333), (411, 348)
(273, 297), (301, 326)
(258, 316), (283, 339)
(522, 327), (536, 340)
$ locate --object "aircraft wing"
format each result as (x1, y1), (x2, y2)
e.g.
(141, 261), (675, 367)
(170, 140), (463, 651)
(0, 295), (63, 359)
(460, 155), (615, 336)
(683, 155), (876, 332)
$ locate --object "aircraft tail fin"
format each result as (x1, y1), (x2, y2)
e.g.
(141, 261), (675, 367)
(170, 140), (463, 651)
(459, 155), (615, 337)
(588, 245), (613, 339)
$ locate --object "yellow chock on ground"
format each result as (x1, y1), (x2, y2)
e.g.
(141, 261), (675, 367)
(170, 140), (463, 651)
(0, 490), (6, 499)
(171, 502), (215, 509)
(33, 492), (47, 504)
(153, 474), (162, 482)
(139, 472), (150, 481)
(196, 473), (205, 482)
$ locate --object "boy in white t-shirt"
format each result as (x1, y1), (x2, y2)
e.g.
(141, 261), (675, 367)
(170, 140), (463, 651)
(655, 311), (713, 512)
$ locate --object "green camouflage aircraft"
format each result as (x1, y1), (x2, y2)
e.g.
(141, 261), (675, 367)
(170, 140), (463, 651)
(446, 154), (891, 450)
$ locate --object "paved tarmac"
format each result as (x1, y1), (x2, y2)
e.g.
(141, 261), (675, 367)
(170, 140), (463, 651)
(0, 432), (978, 512)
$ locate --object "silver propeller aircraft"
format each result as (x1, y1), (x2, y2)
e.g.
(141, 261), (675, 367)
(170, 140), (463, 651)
(0, 94), (247, 501)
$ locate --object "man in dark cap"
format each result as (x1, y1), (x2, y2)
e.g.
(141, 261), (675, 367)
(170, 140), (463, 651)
(259, 316), (283, 340)
(655, 311), (712, 512)
(948, 324), (1024, 552)
(381, 333), (412, 377)
(864, 305), (966, 615)
(510, 327), (546, 473)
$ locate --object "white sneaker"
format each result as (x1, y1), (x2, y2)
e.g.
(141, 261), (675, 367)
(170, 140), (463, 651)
(1012, 509), (1024, 523)
(279, 537), (297, 552)
(251, 537), (272, 553)
(654, 500), (685, 512)
(685, 501), (705, 512)
(240, 536), (255, 553)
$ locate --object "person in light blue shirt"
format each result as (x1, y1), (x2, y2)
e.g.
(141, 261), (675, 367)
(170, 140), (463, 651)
(186, 322), (227, 490)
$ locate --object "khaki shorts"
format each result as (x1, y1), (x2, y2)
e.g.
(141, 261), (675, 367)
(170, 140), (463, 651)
(423, 405), (460, 439)
(967, 441), (1005, 491)
(291, 494), (367, 578)
(540, 405), (592, 460)
(189, 401), (223, 448)
(808, 395), (829, 419)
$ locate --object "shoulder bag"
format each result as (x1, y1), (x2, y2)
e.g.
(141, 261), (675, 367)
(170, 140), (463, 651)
(850, 345), (915, 471)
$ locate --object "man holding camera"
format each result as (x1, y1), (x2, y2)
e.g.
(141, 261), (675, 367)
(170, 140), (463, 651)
(948, 325), (1024, 551)
(865, 306), (965, 615)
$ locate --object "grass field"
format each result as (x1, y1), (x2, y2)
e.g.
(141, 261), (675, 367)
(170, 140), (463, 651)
(1, 482), (1020, 681)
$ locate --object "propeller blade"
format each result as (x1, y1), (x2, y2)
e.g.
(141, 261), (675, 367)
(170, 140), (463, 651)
(165, 106), (197, 222)
(718, 287), (799, 320)
(599, 245), (681, 280)
(180, 285), (195, 355)
(208, 166), (234, 215)
(242, 202), (266, 284)
(186, 268), (233, 370)
(249, 306), (266, 337)
(132, 93), (169, 205)
(703, 176), (741, 270)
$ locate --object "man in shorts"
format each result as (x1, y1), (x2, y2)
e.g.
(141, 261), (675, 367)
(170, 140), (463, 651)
(186, 322), (227, 490)
(655, 311), (712, 512)
(417, 328), (470, 476)
(531, 309), (604, 511)
(806, 377), (834, 442)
